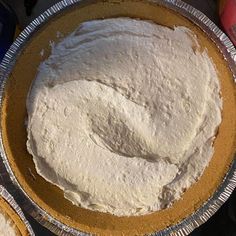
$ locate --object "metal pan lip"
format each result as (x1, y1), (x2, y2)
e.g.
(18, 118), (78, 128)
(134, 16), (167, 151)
(0, 0), (235, 235)
(0, 185), (35, 236)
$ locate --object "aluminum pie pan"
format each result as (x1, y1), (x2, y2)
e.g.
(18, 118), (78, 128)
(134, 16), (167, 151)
(0, 0), (235, 235)
(0, 185), (35, 236)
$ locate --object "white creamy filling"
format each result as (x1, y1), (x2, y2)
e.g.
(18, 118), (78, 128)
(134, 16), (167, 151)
(0, 211), (18, 236)
(26, 18), (222, 216)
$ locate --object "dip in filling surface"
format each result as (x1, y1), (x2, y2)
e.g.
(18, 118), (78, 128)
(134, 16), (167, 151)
(27, 18), (222, 216)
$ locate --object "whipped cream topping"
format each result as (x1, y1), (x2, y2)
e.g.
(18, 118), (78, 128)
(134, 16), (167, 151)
(26, 18), (222, 216)
(0, 210), (18, 236)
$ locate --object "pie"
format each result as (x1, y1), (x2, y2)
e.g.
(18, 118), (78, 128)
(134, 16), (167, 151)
(0, 189), (31, 236)
(1, 1), (236, 235)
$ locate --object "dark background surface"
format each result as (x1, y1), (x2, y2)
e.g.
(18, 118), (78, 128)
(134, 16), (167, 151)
(1, 0), (236, 235)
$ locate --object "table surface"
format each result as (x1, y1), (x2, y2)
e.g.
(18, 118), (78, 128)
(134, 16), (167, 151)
(2, 0), (236, 235)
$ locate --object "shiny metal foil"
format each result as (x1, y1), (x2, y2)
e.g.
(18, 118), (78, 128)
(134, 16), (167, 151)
(0, 185), (35, 236)
(0, 0), (235, 235)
